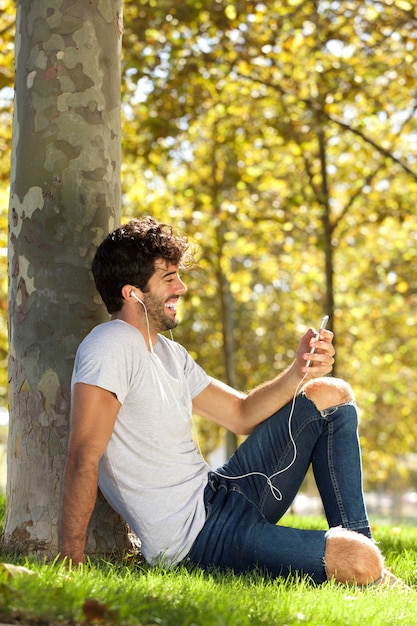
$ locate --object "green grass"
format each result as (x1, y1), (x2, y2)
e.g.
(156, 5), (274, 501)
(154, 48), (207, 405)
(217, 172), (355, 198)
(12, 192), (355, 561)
(0, 505), (415, 625)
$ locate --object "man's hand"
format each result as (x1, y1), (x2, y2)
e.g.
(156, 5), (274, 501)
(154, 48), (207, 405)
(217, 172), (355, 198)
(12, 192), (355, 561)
(297, 326), (335, 378)
(58, 384), (121, 564)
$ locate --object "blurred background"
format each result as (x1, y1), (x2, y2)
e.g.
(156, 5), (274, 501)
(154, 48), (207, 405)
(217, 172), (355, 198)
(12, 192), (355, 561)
(1, 0), (417, 523)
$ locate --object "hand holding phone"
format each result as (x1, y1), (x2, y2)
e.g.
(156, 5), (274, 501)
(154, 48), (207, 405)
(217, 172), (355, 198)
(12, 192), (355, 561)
(306, 315), (329, 367)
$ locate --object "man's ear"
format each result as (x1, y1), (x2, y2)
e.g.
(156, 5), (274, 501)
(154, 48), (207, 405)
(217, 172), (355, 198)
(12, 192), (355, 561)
(121, 285), (144, 301)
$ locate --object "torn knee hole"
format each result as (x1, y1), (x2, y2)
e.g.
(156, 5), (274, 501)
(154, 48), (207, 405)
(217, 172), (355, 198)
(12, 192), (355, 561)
(303, 378), (355, 412)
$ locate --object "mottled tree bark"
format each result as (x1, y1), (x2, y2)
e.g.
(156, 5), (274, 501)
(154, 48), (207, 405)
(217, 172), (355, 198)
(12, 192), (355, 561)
(3, 0), (132, 559)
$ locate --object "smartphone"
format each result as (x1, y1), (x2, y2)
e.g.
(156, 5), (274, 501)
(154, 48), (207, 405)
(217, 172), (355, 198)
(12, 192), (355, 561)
(306, 315), (329, 367)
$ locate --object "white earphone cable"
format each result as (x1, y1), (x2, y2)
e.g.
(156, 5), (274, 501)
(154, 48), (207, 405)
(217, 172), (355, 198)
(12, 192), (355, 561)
(192, 371), (309, 502)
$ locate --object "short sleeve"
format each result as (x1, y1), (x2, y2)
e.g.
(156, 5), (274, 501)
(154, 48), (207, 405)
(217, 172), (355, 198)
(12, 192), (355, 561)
(71, 321), (147, 404)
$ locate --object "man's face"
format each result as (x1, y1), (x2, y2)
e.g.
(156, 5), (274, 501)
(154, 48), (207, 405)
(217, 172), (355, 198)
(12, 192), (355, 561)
(141, 259), (187, 331)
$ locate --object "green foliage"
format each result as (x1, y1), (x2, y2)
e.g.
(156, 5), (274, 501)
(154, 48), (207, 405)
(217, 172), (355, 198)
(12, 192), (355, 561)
(2, 1), (417, 490)
(0, 0), (14, 181)
(119, 0), (417, 488)
(0, 1), (14, 92)
(0, 0), (13, 403)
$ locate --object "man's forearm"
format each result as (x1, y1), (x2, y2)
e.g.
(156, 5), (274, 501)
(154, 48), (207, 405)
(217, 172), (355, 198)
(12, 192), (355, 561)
(242, 362), (303, 427)
(58, 460), (99, 564)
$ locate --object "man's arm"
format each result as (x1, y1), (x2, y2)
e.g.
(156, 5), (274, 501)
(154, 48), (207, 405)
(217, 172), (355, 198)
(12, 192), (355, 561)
(58, 383), (121, 564)
(192, 326), (335, 435)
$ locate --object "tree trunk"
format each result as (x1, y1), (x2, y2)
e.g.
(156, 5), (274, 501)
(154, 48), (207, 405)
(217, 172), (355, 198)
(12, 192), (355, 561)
(2, 0), (130, 559)
(317, 128), (336, 375)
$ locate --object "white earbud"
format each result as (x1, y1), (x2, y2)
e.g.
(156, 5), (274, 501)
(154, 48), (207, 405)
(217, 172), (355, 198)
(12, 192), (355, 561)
(131, 291), (145, 306)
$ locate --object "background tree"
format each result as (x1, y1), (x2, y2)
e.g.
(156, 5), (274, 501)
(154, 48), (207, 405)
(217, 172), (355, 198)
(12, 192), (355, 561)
(120, 0), (417, 489)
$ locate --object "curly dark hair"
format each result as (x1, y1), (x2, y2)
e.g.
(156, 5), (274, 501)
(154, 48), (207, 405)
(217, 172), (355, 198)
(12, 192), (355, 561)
(92, 216), (196, 313)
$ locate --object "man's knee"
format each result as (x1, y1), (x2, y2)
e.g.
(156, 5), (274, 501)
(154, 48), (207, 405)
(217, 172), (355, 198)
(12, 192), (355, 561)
(303, 377), (355, 412)
(325, 527), (384, 585)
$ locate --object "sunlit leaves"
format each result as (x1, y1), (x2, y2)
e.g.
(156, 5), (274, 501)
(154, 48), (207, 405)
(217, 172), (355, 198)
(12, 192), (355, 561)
(2, 1), (417, 489)
(0, 0), (15, 90)
(0, 1), (12, 403)
(119, 0), (417, 485)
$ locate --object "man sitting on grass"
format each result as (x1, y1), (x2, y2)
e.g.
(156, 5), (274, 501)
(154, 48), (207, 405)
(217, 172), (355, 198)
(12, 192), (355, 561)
(59, 216), (400, 586)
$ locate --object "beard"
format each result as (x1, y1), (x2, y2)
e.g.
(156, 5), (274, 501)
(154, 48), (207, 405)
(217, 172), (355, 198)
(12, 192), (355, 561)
(142, 292), (179, 332)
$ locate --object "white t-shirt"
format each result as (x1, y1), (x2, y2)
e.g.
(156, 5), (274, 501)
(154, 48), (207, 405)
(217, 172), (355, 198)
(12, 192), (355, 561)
(71, 319), (212, 565)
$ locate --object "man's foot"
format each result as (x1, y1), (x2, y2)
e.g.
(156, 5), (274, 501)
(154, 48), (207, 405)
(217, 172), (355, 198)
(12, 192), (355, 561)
(325, 528), (384, 585)
(371, 568), (410, 590)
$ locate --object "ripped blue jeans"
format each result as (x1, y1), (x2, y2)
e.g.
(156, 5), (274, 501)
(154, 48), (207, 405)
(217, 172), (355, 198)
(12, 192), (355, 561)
(186, 392), (371, 583)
